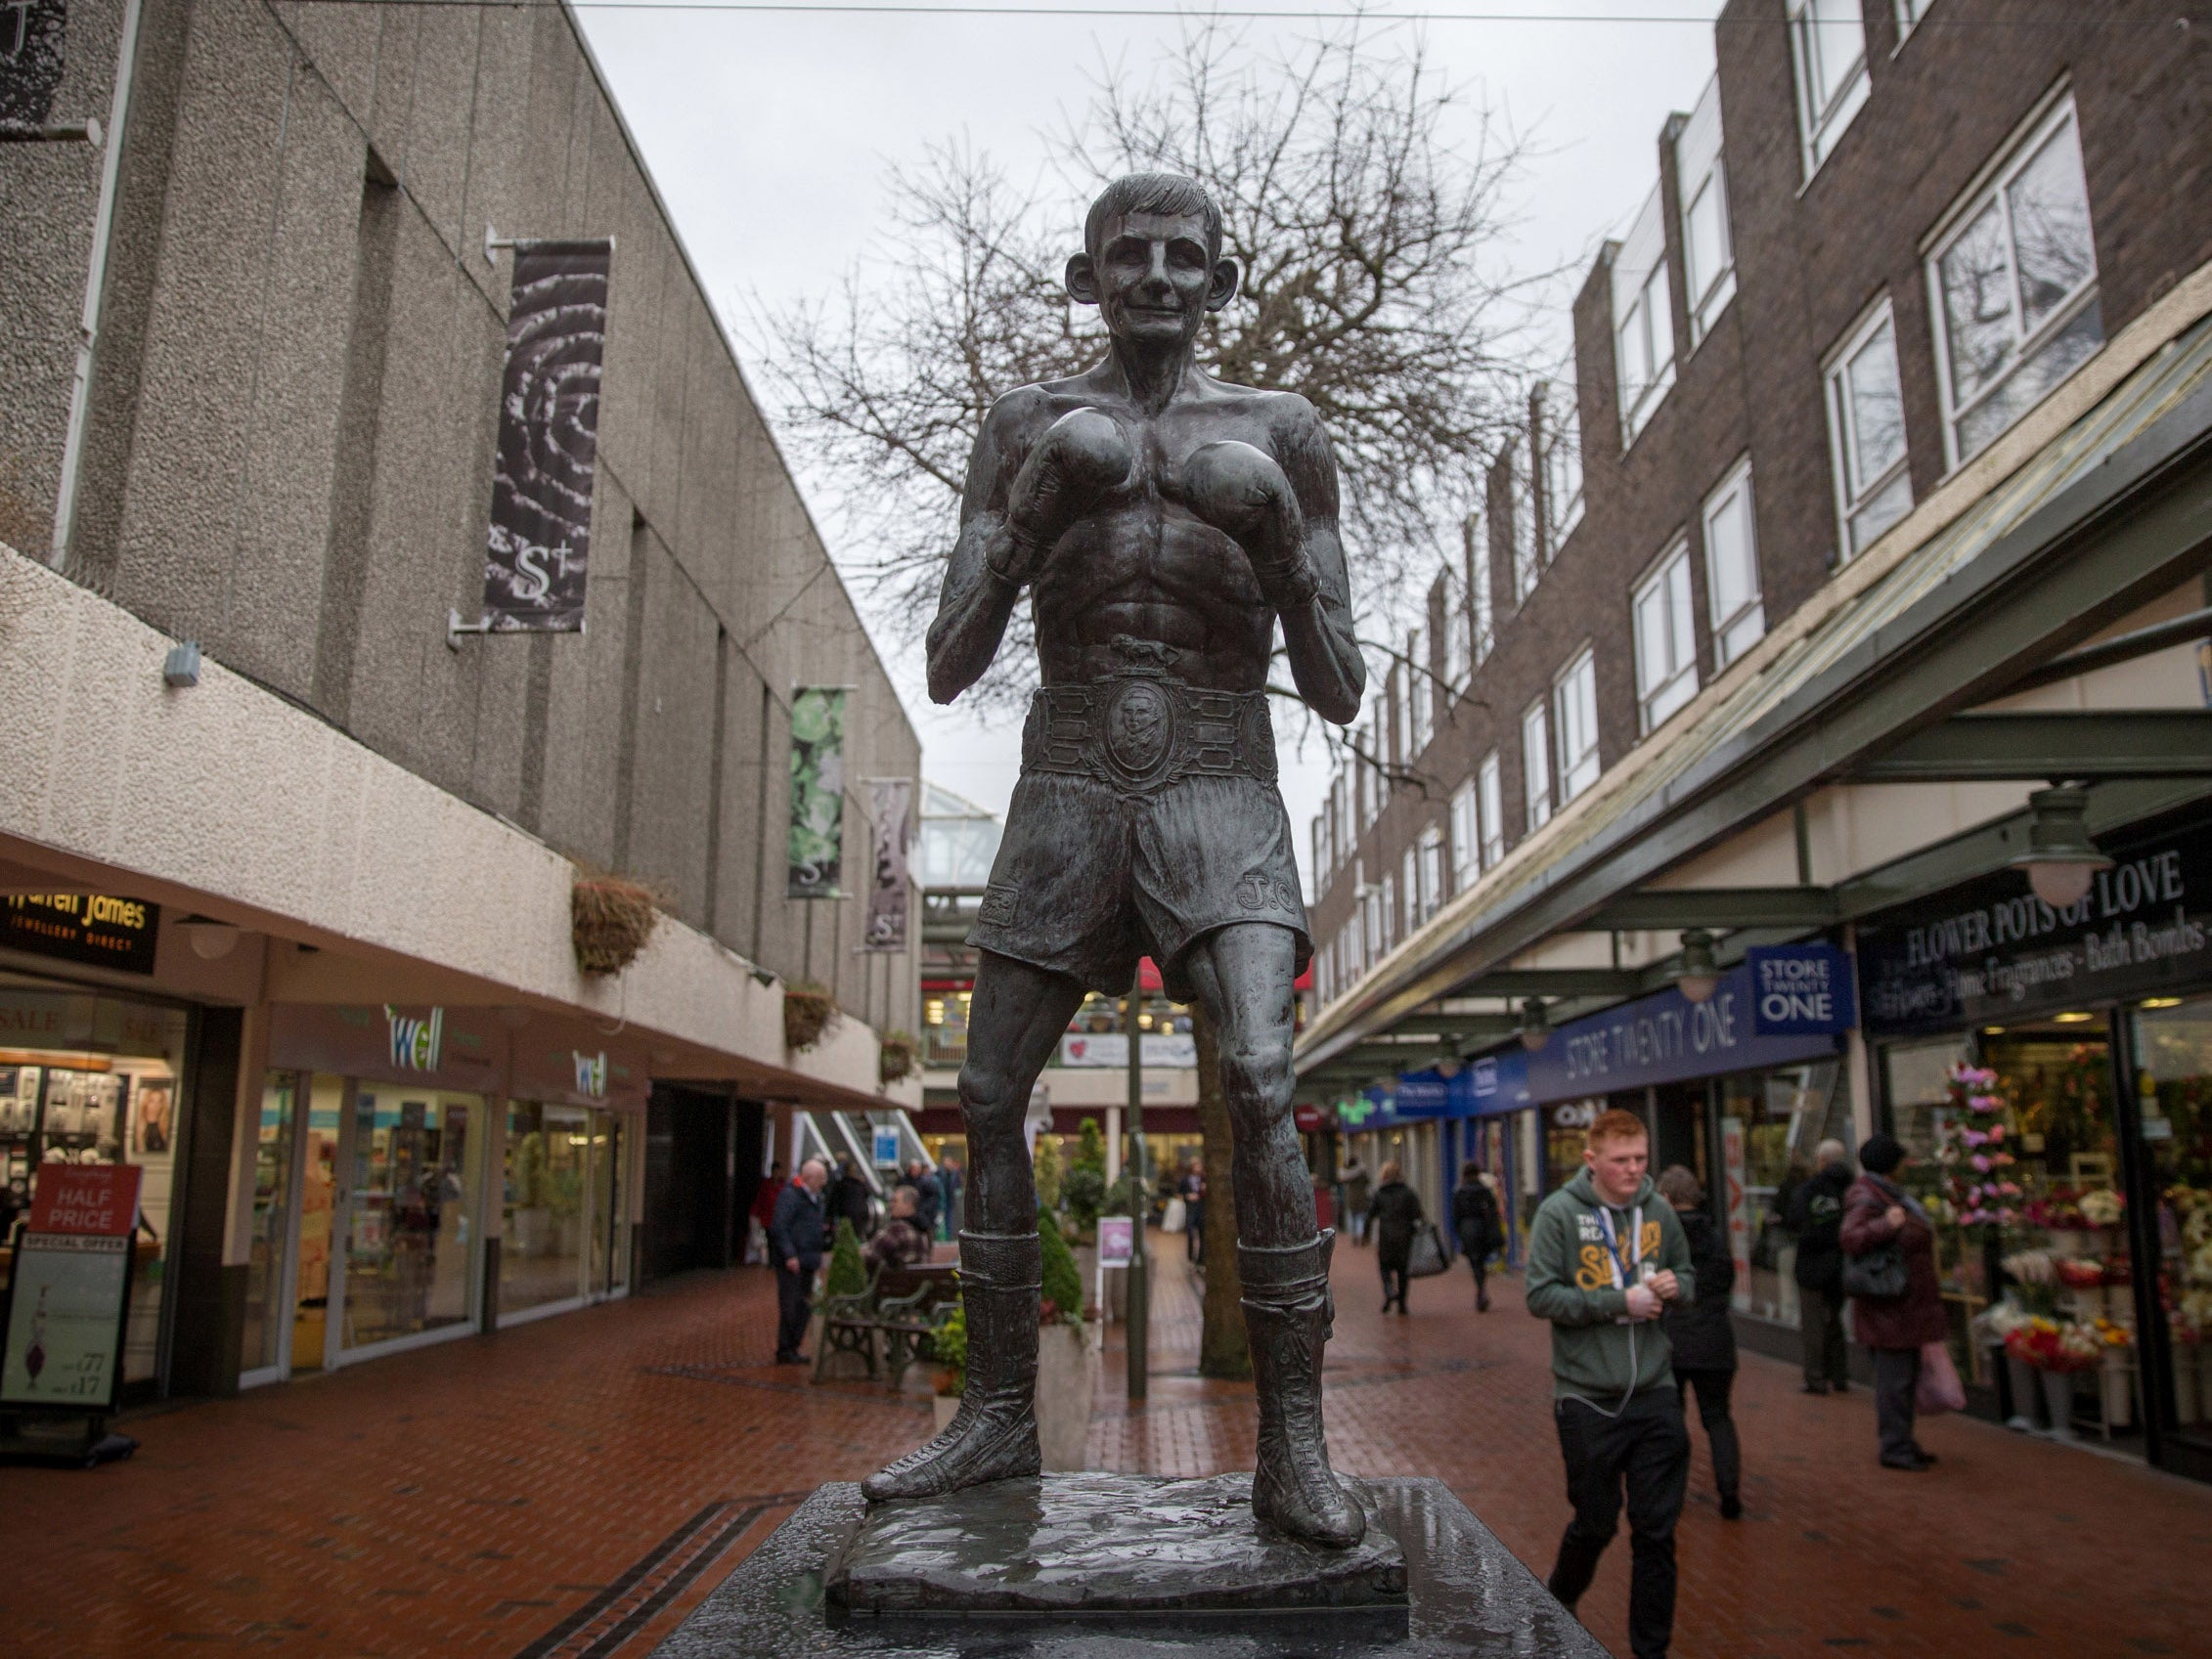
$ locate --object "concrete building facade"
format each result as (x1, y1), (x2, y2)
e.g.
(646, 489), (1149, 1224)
(0, 0), (919, 1403)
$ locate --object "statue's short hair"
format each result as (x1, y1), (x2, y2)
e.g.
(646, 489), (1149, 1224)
(1084, 172), (1224, 262)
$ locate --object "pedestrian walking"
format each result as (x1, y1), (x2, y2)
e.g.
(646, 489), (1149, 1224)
(770, 1157), (830, 1365)
(1451, 1160), (1504, 1311)
(1366, 1160), (1425, 1314)
(899, 1159), (943, 1239)
(1526, 1110), (1694, 1659)
(829, 1154), (874, 1241)
(1180, 1161), (1206, 1263)
(1788, 1138), (1855, 1394)
(863, 1185), (934, 1273)
(937, 1154), (965, 1237)
(1340, 1154), (1373, 1246)
(1657, 1166), (1741, 1520)
(1840, 1134), (1948, 1471)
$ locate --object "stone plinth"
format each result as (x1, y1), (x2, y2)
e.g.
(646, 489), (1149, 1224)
(825, 1473), (1406, 1617)
(653, 1475), (1609, 1657)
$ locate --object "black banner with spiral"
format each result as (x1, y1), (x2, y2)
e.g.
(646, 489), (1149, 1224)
(483, 240), (609, 632)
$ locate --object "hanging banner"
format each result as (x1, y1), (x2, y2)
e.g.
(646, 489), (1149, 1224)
(787, 688), (847, 897)
(863, 777), (915, 951)
(481, 240), (610, 633)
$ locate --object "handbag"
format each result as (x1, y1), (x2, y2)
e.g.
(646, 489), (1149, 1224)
(1917, 1339), (1967, 1415)
(1405, 1221), (1450, 1278)
(1841, 1240), (1908, 1299)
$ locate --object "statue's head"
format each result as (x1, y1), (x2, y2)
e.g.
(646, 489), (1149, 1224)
(1067, 172), (1239, 347)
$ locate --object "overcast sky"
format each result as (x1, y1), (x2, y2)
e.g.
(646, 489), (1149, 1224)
(577, 0), (1729, 890)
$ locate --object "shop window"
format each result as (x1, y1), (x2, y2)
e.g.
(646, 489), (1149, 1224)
(342, 1087), (488, 1353)
(1825, 298), (1915, 557)
(1675, 74), (1735, 347)
(923, 986), (971, 1068)
(1613, 185), (1676, 445)
(1715, 1061), (1846, 1327)
(1927, 95), (2101, 467)
(1703, 458), (1764, 668)
(1789, 0), (1870, 179)
(503, 1102), (592, 1319)
(1633, 539), (1700, 731)
(2132, 996), (2212, 1461)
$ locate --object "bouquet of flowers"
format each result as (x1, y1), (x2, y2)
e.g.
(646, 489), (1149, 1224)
(2077, 1188), (2125, 1228)
(1940, 1064), (2019, 1228)
(2089, 1316), (2134, 1351)
(2003, 1315), (2102, 1373)
(2055, 1255), (2108, 1288)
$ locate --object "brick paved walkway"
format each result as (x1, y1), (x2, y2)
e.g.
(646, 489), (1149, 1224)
(1, 1238), (2205, 1656)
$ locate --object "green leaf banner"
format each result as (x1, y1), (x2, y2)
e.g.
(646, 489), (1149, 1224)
(787, 687), (847, 898)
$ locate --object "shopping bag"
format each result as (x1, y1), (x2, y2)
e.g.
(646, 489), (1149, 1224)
(1161, 1196), (1187, 1234)
(1405, 1222), (1451, 1278)
(1917, 1339), (1967, 1415)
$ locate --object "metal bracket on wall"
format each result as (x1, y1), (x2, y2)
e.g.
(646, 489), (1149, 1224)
(0, 118), (102, 144)
(448, 608), (494, 650)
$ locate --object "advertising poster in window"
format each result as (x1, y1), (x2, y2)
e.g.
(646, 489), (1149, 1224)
(482, 240), (610, 632)
(787, 688), (847, 897)
(863, 777), (914, 951)
(1, 1163), (143, 1413)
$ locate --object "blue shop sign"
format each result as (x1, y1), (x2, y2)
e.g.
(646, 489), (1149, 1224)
(1747, 943), (1857, 1036)
(1524, 963), (1839, 1105)
(1467, 1049), (1531, 1117)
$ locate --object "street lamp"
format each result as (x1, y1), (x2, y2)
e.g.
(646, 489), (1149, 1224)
(2012, 785), (2110, 909)
(1675, 928), (1720, 1005)
(1518, 997), (1551, 1053)
(1434, 1035), (1463, 1078)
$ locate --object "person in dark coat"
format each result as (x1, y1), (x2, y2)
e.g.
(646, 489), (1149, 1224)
(898, 1160), (943, 1238)
(1657, 1166), (1742, 1519)
(1450, 1160), (1504, 1311)
(1365, 1160), (1425, 1315)
(863, 1185), (933, 1273)
(1839, 1134), (1949, 1470)
(769, 1157), (831, 1364)
(1179, 1161), (1206, 1264)
(828, 1155), (875, 1241)
(1787, 1138), (1855, 1394)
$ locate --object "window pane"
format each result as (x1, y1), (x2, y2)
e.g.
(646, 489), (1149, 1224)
(1633, 581), (1667, 699)
(1686, 181), (1727, 305)
(1843, 319), (1907, 487)
(1956, 297), (2103, 460)
(1803, 0), (1864, 109)
(1847, 467), (1915, 552)
(1478, 754), (1504, 866)
(1939, 199), (2017, 408)
(2008, 117), (2095, 334)
(1666, 554), (1697, 665)
(1522, 704), (1552, 829)
(1707, 485), (1755, 615)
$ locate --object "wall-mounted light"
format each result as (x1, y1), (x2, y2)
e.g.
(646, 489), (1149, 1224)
(1518, 997), (1551, 1053)
(162, 641), (201, 688)
(1434, 1037), (1462, 1079)
(1675, 928), (1720, 1005)
(2012, 785), (2110, 909)
(174, 914), (240, 960)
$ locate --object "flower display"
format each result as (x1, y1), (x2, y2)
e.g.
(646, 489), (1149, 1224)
(2003, 1315), (2103, 1373)
(2077, 1188), (2125, 1228)
(1939, 1063), (2018, 1228)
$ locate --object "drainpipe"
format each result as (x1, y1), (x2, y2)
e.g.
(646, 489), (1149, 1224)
(48, 0), (145, 570)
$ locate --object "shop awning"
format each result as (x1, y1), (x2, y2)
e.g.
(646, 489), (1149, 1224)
(1301, 286), (2212, 1074)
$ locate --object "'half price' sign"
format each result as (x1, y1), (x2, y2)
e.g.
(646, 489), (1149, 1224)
(29, 1163), (144, 1236)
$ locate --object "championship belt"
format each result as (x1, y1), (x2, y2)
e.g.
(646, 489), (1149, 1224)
(1021, 674), (1278, 794)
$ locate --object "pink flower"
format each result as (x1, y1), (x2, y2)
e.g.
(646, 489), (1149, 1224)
(1972, 1155), (1991, 1172)
(1999, 1182), (2021, 1198)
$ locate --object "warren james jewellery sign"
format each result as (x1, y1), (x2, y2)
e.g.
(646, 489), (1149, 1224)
(1858, 821), (2212, 1037)
(1524, 964), (1838, 1105)
(0, 894), (158, 975)
(482, 240), (610, 632)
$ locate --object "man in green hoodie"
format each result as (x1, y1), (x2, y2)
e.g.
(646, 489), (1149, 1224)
(1526, 1109), (1695, 1659)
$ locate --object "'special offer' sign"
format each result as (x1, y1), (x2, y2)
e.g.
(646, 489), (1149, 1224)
(1746, 943), (1857, 1036)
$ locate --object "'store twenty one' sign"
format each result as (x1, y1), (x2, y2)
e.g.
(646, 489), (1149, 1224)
(1857, 821), (2212, 1036)
(1747, 943), (1857, 1036)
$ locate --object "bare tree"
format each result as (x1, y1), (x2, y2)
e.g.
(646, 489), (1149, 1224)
(749, 20), (1545, 723)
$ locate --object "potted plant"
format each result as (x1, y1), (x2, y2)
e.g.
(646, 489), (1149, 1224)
(785, 982), (838, 1052)
(571, 872), (660, 977)
(878, 1028), (919, 1085)
(813, 1219), (872, 1380)
(1035, 1207), (1099, 1471)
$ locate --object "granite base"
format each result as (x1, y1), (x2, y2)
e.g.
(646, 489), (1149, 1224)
(654, 1475), (1608, 1657)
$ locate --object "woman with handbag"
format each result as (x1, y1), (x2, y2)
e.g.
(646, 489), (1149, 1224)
(1839, 1134), (1948, 1471)
(1366, 1160), (1426, 1315)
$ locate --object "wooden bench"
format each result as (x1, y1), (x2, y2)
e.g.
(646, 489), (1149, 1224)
(815, 1260), (960, 1389)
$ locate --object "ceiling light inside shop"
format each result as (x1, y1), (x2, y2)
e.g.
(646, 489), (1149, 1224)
(2011, 785), (2111, 909)
(2052, 1011), (2096, 1024)
(2143, 997), (2184, 1010)
(175, 915), (241, 960)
